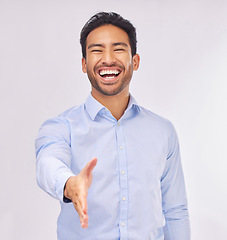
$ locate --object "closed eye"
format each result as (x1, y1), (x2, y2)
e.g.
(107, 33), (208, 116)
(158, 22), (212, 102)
(91, 49), (102, 53)
(114, 48), (125, 52)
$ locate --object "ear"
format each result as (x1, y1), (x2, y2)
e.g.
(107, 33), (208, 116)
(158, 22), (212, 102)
(82, 58), (87, 73)
(132, 54), (140, 71)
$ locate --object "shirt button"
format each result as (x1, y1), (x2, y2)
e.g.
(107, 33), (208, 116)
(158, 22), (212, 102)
(121, 222), (125, 227)
(121, 170), (125, 175)
(119, 146), (123, 150)
(117, 122), (120, 126)
(122, 197), (126, 201)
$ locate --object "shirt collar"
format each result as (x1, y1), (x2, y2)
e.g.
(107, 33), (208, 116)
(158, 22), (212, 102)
(85, 93), (141, 121)
(126, 94), (141, 113)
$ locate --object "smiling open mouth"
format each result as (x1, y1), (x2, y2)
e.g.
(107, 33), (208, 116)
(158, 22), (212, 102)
(99, 69), (120, 79)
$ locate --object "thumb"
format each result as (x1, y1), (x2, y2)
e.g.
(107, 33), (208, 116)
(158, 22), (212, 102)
(83, 157), (97, 177)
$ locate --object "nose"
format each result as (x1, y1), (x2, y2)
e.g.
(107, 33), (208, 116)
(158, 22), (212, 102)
(101, 49), (116, 65)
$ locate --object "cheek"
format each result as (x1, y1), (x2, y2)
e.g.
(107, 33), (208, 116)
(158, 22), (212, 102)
(87, 56), (101, 69)
(119, 54), (133, 69)
(124, 60), (133, 72)
(85, 60), (94, 72)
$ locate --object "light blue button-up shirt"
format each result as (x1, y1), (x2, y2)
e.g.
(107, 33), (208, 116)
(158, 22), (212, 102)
(35, 93), (190, 240)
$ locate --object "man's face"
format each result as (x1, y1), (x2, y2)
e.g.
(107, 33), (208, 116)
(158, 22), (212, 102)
(82, 24), (140, 96)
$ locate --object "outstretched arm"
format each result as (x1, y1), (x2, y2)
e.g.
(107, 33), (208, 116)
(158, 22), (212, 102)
(36, 117), (74, 201)
(36, 117), (97, 228)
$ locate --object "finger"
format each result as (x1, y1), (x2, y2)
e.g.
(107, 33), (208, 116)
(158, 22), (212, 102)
(81, 220), (88, 228)
(72, 196), (88, 228)
(79, 197), (89, 228)
(80, 192), (88, 214)
(72, 195), (84, 218)
(74, 191), (88, 214)
(84, 157), (97, 176)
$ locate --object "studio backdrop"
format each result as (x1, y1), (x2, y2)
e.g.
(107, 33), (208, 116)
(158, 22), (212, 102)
(0, 0), (226, 239)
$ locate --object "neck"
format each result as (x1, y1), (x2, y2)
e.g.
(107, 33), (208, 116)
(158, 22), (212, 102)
(91, 87), (130, 121)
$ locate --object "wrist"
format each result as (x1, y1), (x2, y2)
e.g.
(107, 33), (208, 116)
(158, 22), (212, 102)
(63, 176), (74, 203)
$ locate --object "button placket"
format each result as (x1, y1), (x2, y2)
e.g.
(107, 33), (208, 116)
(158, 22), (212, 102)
(116, 121), (128, 239)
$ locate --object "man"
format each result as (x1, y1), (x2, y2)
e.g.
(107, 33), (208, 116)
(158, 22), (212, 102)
(36, 12), (190, 240)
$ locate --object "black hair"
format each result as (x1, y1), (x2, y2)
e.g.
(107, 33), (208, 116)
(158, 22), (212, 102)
(80, 12), (137, 59)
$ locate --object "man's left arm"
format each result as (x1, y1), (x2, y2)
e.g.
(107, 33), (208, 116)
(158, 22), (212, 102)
(161, 122), (191, 240)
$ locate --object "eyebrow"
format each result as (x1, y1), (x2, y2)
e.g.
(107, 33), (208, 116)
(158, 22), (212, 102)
(112, 42), (129, 48)
(87, 43), (104, 49)
(87, 42), (129, 49)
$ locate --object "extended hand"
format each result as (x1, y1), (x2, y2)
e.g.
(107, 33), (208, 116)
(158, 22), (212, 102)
(64, 157), (97, 228)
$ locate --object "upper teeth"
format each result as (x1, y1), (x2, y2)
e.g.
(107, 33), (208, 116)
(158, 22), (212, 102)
(100, 70), (120, 76)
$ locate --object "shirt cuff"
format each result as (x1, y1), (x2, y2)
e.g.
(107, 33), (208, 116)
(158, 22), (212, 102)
(55, 171), (75, 203)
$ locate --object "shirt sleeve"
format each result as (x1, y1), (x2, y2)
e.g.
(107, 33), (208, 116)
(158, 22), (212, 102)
(35, 117), (75, 202)
(161, 122), (191, 240)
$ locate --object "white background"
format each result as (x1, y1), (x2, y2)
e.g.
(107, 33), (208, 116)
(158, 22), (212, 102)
(0, 0), (227, 239)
